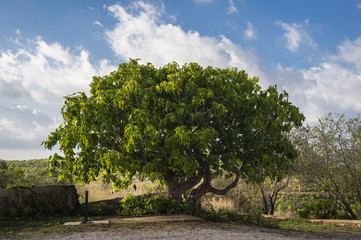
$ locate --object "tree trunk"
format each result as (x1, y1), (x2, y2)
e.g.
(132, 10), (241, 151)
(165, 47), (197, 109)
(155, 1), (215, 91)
(165, 172), (203, 200)
(260, 185), (270, 214)
(187, 170), (240, 207)
(166, 180), (185, 200)
(165, 166), (240, 208)
(187, 181), (208, 207)
(269, 195), (276, 215)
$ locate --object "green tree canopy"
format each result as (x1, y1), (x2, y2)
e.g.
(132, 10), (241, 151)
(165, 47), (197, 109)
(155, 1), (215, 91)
(43, 60), (304, 205)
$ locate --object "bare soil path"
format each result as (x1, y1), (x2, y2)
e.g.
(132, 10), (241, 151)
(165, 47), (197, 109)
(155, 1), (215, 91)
(42, 221), (361, 240)
(23, 215), (361, 240)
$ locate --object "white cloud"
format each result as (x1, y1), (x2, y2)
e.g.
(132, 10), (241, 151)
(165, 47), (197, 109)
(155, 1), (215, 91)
(0, 38), (116, 104)
(0, 105), (59, 148)
(244, 21), (257, 40)
(302, 62), (361, 110)
(357, 3), (361, 9)
(276, 20), (317, 52)
(275, 37), (361, 122)
(0, 37), (116, 160)
(333, 37), (361, 69)
(105, 2), (266, 86)
(227, 0), (239, 15)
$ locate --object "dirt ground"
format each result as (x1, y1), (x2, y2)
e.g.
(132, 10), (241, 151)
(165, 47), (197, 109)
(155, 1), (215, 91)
(3, 215), (361, 240)
(35, 221), (361, 240)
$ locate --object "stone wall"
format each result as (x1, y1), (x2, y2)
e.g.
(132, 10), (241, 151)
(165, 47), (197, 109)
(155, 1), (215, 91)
(0, 185), (80, 218)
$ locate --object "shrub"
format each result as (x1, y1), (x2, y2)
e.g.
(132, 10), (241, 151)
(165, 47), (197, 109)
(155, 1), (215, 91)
(117, 193), (191, 216)
(297, 199), (338, 219)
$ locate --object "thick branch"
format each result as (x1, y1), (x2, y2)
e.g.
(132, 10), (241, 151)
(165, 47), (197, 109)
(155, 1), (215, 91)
(209, 175), (240, 195)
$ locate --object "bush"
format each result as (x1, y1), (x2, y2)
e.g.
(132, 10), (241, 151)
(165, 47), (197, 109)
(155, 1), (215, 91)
(297, 199), (338, 219)
(117, 193), (191, 216)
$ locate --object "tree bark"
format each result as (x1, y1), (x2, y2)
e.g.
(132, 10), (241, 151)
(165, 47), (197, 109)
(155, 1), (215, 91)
(165, 163), (241, 208)
(269, 195), (276, 215)
(187, 166), (240, 207)
(166, 171), (202, 200)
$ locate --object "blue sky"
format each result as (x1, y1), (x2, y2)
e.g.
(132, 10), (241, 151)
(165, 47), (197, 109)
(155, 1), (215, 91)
(0, 0), (360, 160)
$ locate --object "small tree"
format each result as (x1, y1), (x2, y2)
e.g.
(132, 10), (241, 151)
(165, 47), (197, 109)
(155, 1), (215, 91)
(296, 113), (361, 219)
(43, 60), (304, 206)
(259, 176), (291, 215)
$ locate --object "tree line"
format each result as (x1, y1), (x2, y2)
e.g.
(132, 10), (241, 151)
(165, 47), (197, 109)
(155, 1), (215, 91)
(0, 159), (66, 188)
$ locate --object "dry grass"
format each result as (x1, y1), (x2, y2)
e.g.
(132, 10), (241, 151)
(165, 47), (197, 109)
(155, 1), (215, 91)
(203, 196), (237, 213)
(75, 179), (164, 203)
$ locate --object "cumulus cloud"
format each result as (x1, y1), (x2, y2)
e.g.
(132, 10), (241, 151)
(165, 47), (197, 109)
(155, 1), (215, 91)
(244, 21), (257, 40)
(0, 38), (116, 104)
(333, 37), (361, 69)
(0, 35), (117, 159)
(105, 2), (266, 85)
(275, 37), (361, 122)
(301, 38), (361, 114)
(302, 62), (361, 109)
(276, 20), (317, 52)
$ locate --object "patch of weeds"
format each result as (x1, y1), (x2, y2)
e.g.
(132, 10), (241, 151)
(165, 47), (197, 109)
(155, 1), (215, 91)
(100, 226), (109, 231)
(62, 226), (71, 233)
(42, 220), (63, 228)
(39, 227), (48, 234)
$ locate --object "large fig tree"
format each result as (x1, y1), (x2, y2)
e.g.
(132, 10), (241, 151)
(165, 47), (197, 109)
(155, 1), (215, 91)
(43, 60), (304, 206)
